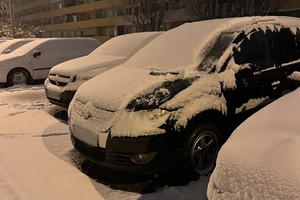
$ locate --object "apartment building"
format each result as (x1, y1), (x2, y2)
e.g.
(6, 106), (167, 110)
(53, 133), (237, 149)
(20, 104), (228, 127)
(12, 0), (189, 43)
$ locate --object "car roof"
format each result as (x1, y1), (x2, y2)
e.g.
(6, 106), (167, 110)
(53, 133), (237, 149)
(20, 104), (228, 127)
(12, 38), (98, 55)
(122, 16), (300, 72)
(0, 38), (35, 53)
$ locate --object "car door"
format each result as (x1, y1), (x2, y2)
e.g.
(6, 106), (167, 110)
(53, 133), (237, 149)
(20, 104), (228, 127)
(272, 28), (300, 88)
(223, 29), (276, 115)
(31, 40), (63, 79)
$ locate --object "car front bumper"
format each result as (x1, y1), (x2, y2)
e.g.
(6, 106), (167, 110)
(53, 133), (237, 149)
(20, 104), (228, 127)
(44, 79), (76, 108)
(70, 131), (180, 174)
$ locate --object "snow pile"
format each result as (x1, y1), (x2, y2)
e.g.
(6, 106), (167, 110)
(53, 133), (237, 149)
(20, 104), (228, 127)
(0, 84), (50, 113)
(207, 87), (300, 200)
(288, 71), (300, 81)
(50, 32), (161, 78)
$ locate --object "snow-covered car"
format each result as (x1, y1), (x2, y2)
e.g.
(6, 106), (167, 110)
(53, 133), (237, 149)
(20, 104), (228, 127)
(0, 38), (100, 86)
(68, 16), (300, 175)
(0, 38), (35, 54)
(207, 85), (300, 200)
(44, 32), (162, 108)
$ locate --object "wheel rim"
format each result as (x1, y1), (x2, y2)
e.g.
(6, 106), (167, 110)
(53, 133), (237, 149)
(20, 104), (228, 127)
(191, 131), (218, 172)
(12, 72), (27, 84)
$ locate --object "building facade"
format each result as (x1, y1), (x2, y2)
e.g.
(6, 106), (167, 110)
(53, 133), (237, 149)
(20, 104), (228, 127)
(12, 0), (189, 43)
(10, 0), (300, 43)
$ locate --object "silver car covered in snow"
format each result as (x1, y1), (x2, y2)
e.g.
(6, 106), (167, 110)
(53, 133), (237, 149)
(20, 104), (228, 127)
(45, 32), (162, 107)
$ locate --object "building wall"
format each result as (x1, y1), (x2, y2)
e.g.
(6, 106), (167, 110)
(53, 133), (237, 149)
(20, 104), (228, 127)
(13, 0), (189, 43)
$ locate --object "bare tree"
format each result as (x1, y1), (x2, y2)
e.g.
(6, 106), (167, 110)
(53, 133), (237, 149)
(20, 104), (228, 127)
(0, 2), (40, 38)
(186, 0), (288, 21)
(120, 0), (171, 31)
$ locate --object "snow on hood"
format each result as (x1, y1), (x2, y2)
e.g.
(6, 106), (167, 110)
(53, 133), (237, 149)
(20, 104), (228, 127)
(75, 67), (178, 111)
(49, 54), (124, 78)
(207, 87), (300, 199)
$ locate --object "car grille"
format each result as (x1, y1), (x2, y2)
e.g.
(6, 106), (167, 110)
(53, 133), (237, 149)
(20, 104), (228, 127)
(49, 73), (71, 86)
(71, 135), (134, 166)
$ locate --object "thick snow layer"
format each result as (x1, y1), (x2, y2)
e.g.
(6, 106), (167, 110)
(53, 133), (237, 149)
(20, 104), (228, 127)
(288, 71), (300, 81)
(49, 32), (161, 78)
(0, 38), (34, 54)
(207, 87), (300, 200)
(0, 84), (210, 200)
(71, 16), (300, 137)
(123, 16), (300, 72)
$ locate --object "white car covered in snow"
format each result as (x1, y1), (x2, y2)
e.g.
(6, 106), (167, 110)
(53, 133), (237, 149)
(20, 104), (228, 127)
(68, 16), (300, 175)
(44, 32), (162, 108)
(207, 85), (300, 200)
(0, 38), (35, 54)
(0, 38), (100, 86)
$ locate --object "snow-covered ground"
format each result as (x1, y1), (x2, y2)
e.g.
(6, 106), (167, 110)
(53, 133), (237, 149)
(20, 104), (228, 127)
(0, 84), (209, 200)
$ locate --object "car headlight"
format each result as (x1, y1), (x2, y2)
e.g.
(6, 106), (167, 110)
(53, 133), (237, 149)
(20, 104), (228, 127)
(126, 78), (195, 111)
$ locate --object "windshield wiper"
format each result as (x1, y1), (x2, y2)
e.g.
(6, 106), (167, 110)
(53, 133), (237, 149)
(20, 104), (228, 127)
(149, 71), (179, 76)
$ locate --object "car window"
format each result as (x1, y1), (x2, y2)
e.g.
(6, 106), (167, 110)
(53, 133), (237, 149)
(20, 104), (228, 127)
(234, 30), (274, 71)
(198, 32), (238, 71)
(274, 28), (298, 66)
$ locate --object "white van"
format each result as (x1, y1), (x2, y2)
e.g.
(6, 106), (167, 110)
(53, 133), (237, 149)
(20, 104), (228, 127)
(0, 38), (35, 54)
(44, 32), (162, 107)
(0, 38), (100, 86)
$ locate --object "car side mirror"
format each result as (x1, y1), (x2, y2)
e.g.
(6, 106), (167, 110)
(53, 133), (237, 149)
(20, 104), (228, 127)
(4, 49), (12, 54)
(33, 50), (41, 57)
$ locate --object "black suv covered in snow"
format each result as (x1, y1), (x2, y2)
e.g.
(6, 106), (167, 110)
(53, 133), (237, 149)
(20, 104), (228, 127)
(68, 16), (300, 175)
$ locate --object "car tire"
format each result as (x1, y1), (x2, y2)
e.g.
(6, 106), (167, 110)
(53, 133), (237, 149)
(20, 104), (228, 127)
(7, 68), (31, 86)
(182, 122), (221, 175)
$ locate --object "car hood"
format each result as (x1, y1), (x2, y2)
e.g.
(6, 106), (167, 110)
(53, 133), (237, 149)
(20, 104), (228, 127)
(49, 54), (125, 77)
(74, 67), (179, 111)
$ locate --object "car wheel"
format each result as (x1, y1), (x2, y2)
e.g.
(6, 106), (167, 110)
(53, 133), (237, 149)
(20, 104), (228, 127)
(7, 69), (31, 86)
(183, 122), (221, 175)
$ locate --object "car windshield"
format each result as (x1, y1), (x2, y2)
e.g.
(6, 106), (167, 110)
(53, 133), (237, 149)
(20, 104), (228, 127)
(122, 18), (236, 72)
(197, 32), (238, 71)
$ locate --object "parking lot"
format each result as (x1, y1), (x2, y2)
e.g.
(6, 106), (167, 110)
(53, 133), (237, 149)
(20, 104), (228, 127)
(0, 84), (209, 200)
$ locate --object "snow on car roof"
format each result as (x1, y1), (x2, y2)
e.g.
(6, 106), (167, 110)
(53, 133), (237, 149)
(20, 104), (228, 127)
(0, 38), (35, 54)
(12, 38), (97, 55)
(123, 16), (300, 72)
(207, 87), (300, 199)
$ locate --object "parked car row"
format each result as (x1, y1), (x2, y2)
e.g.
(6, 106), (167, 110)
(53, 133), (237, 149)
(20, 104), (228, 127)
(3, 17), (300, 185)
